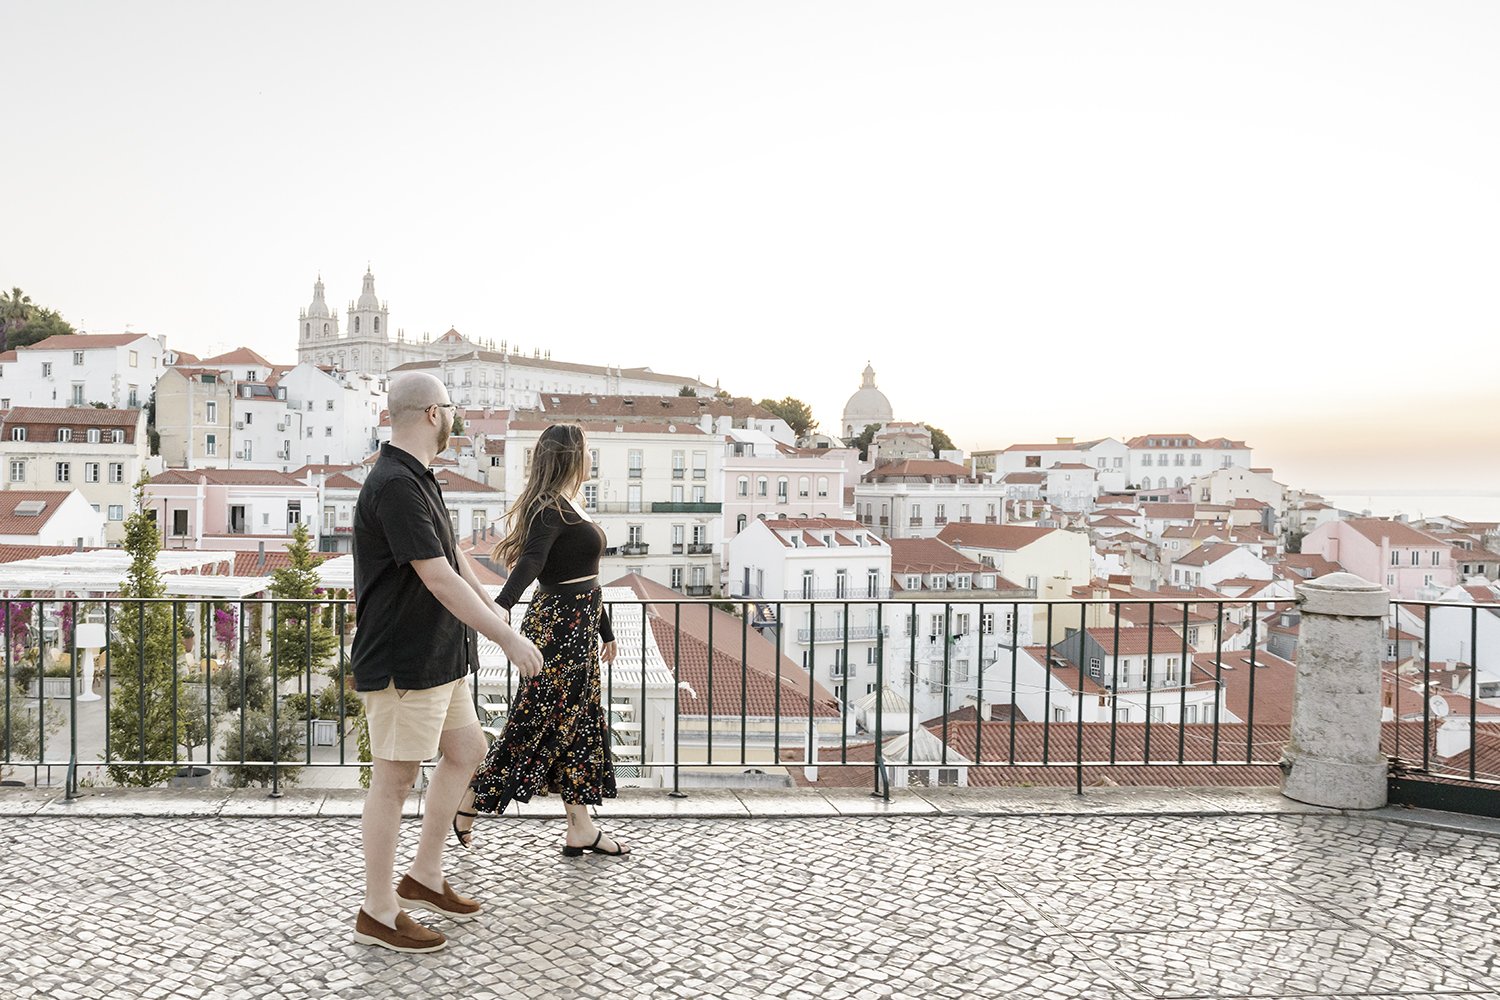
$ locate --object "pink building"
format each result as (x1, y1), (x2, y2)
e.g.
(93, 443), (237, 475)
(1302, 518), (1457, 600)
(145, 469), (319, 553)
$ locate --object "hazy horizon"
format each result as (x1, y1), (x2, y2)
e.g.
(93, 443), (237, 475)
(4, 2), (1497, 496)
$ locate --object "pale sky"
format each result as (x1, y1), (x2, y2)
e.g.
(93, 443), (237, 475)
(4, 2), (1498, 496)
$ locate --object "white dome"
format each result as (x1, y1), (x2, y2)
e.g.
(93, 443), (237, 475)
(355, 268), (381, 311)
(305, 276), (332, 319)
(842, 363), (893, 436)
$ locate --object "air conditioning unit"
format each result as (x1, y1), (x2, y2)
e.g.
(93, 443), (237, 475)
(233, 450), (245, 459)
(234, 422), (245, 430)
(276, 423), (286, 432)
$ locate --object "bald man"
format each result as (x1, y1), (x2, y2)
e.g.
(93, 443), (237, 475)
(349, 372), (543, 953)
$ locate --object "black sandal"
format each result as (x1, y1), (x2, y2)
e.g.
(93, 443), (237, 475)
(452, 810), (477, 851)
(561, 830), (630, 857)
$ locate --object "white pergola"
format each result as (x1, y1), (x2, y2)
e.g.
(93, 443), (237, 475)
(0, 549), (266, 598)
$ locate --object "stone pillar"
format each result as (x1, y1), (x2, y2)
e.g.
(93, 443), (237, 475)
(1281, 572), (1389, 809)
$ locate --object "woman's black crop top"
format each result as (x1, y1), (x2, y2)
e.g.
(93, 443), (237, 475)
(494, 503), (614, 642)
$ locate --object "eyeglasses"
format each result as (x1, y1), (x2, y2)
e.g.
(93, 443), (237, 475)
(426, 403), (457, 414)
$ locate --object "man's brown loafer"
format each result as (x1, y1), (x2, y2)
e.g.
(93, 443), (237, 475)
(396, 874), (481, 921)
(352, 908), (447, 953)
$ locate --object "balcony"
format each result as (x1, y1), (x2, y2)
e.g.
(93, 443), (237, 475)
(934, 516), (948, 526)
(651, 502), (722, 514)
(684, 584), (713, 597)
(908, 517), (922, 527)
(687, 542), (714, 555)
(781, 587), (892, 600)
(621, 542), (650, 556)
(672, 469), (684, 480)
(672, 543), (685, 555)
(796, 624), (890, 643)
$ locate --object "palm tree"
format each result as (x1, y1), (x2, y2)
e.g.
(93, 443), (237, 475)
(0, 287), (35, 352)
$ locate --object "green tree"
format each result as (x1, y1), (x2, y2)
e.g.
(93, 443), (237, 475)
(451, 412), (466, 436)
(713, 388), (732, 401)
(925, 424), (956, 457)
(756, 396), (818, 439)
(106, 474), (186, 786)
(678, 385), (698, 397)
(0, 288), (75, 352)
(219, 709), (303, 788)
(850, 423), (882, 461)
(267, 521), (336, 684)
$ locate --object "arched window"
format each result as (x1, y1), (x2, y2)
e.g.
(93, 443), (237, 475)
(798, 476), (809, 498)
(737, 476), (749, 497)
(304, 322), (309, 336)
(817, 476), (828, 498)
(373, 317), (380, 334)
(736, 514), (747, 533)
(323, 322), (330, 335)
(1174, 477), (1183, 488)
(352, 349), (360, 366)
(776, 477), (789, 501)
(354, 316), (361, 333)
(757, 476), (768, 497)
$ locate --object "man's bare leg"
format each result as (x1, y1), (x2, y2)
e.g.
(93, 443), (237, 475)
(362, 757), (421, 927)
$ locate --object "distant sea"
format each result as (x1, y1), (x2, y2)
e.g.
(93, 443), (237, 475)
(1316, 491), (1500, 524)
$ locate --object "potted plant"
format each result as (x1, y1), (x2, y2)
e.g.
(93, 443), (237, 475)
(40, 655), (80, 699)
(170, 680), (213, 789)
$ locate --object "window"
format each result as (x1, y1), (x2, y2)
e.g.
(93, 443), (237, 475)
(867, 569), (880, 597)
(71, 384), (85, 405)
(737, 476), (749, 497)
(10, 428), (24, 442)
(1150, 706), (1165, 723)
(87, 428), (100, 443)
(8, 460), (24, 483)
(798, 476), (810, 498)
(628, 450), (643, 478)
(1432, 551), (1441, 566)
(627, 484), (642, 513)
(1166, 657), (1179, 683)
(55, 462), (71, 483)
(692, 524), (707, 545)
(757, 476), (768, 497)
(1390, 550), (1400, 566)
(1053, 708), (1066, 723)
(736, 514), (747, 533)
(954, 613), (970, 635)
(326, 399), (335, 411)
(817, 476), (828, 498)
(127, 385), (139, 407)
(954, 660), (970, 683)
(692, 485), (705, 503)
(325, 427), (333, 437)
(583, 483), (598, 510)
(777, 477), (788, 502)
(693, 451), (706, 479)
(981, 613), (994, 635)
(108, 505), (123, 521)
(42, 362), (52, 378)
(73, 351), (84, 365)
(671, 450), (685, 479)
(129, 350), (138, 367)
(205, 433), (217, 456)
(84, 463), (100, 483)
(835, 570), (847, 599)
(670, 567), (684, 589)
(205, 401), (218, 423)
(108, 463), (124, 483)
(57, 428), (72, 442)
(589, 449), (599, 478)
(1411, 550), (1419, 566)
(1089, 656), (1102, 678)
(801, 569), (814, 598)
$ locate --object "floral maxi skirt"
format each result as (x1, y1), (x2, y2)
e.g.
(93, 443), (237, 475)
(470, 588), (617, 811)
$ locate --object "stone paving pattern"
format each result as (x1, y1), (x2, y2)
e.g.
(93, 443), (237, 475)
(1, 789), (1498, 1000)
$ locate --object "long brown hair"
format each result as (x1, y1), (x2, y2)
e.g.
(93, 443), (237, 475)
(491, 422), (591, 568)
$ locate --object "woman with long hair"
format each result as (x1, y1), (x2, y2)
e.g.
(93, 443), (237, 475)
(455, 422), (630, 857)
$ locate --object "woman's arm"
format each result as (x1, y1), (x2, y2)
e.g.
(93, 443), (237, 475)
(494, 506), (561, 612)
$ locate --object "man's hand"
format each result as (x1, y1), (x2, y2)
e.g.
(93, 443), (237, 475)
(600, 639), (618, 665)
(500, 621), (543, 678)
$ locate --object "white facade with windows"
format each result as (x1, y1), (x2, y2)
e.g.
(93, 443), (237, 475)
(0, 407), (152, 544)
(0, 490), (107, 547)
(722, 454), (848, 552)
(1127, 434), (1253, 491)
(726, 517), (890, 704)
(276, 363), (388, 469)
(998, 438), (1130, 494)
(854, 482), (1011, 541)
(0, 333), (165, 411)
(502, 421), (723, 593)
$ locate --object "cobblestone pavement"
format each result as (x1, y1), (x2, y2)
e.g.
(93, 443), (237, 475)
(2, 801), (1499, 1000)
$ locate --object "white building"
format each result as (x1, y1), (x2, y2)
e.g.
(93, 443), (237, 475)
(997, 438), (1130, 493)
(726, 516), (890, 704)
(1050, 625), (1227, 725)
(1126, 433), (1253, 491)
(0, 407), (151, 544)
(1044, 463), (1100, 514)
(1168, 543), (1274, 592)
(276, 363), (388, 469)
(854, 460), (1009, 540)
(144, 469), (319, 553)
(0, 490), (107, 547)
(1192, 466), (1287, 533)
(0, 332), (166, 410)
(884, 538), (1036, 722)
(502, 418), (723, 594)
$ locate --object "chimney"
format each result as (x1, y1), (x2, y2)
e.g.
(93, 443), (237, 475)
(1435, 717), (1471, 760)
(257, 541), (266, 569)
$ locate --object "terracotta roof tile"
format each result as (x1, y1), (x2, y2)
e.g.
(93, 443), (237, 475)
(0, 491), (82, 536)
(936, 523), (1056, 551)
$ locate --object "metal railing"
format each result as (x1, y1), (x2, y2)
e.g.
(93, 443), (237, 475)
(2, 593), (1490, 807)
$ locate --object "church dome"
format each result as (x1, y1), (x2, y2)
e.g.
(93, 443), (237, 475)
(305, 275), (332, 319)
(355, 267), (381, 311)
(841, 362), (894, 438)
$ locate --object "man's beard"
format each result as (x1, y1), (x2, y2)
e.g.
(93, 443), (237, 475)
(435, 422), (451, 453)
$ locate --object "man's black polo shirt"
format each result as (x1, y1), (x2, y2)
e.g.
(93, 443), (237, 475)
(350, 443), (477, 692)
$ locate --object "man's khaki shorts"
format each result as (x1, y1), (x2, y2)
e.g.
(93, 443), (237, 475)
(363, 677), (479, 762)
